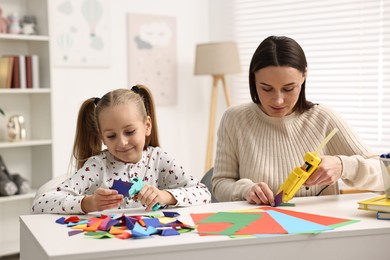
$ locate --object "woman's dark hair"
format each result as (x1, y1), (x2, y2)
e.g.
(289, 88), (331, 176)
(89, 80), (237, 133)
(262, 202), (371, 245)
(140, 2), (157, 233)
(249, 36), (314, 113)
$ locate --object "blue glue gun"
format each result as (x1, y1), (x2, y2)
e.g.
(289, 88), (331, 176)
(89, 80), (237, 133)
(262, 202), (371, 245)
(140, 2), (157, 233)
(129, 177), (161, 211)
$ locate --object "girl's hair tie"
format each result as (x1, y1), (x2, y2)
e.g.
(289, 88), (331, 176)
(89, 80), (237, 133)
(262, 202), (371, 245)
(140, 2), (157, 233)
(93, 97), (101, 105)
(131, 86), (140, 94)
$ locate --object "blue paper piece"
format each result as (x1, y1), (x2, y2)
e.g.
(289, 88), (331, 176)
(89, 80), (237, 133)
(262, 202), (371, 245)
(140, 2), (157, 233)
(143, 218), (163, 228)
(267, 210), (333, 234)
(145, 226), (158, 235)
(56, 217), (66, 224)
(132, 223), (150, 237)
(163, 211), (180, 217)
(161, 228), (180, 236)
(110, 179), (133, 197)
(67, 220), (88, 227)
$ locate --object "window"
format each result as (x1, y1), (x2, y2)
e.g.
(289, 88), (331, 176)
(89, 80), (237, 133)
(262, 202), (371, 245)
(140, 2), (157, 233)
(231, 0), (390, 154)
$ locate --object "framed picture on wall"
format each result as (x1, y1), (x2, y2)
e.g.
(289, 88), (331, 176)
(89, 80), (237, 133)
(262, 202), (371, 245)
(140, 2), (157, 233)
(52, 0), (111, 67)
(127, 13), (177, 105)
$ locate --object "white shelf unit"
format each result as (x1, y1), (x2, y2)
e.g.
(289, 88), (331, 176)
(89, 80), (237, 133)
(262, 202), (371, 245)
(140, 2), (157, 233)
(0, 0), (52, 257)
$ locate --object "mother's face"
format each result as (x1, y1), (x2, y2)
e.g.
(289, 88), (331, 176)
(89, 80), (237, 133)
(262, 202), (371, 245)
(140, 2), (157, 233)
(255, 66), (306, 117)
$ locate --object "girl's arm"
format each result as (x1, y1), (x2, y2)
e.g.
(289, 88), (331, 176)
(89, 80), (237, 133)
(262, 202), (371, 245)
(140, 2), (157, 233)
(31, 156), (105, 214)
(155, 149), (212, 206)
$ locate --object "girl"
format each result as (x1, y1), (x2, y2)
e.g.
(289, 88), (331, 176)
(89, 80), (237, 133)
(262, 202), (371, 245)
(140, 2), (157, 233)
(32, 85), (211, 214)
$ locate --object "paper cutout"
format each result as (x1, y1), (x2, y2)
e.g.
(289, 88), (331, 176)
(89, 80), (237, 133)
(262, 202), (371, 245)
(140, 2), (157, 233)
(266, 210), (332, 233)
(56, 212), (195, 241)
(85, 231), (114, 239)
(110, 179), (133, 197)
(163, 211), (180, 217)
(68, 230), (83, 236)
(261, 207), (355, 227)
(115, 231), (132, 239)
(198, 212), (262, 235)
(161, 228), (180, 236)
(191, 207), (357, 236)
(56, 217), (66, 224)
(56, 206), (357, 241)
(143, 218), (163, 228)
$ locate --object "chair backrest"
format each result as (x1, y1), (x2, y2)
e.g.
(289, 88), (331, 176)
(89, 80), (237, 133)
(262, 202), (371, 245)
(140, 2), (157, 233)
(201, 167), (218, 203)
(34, 173), (68, 201)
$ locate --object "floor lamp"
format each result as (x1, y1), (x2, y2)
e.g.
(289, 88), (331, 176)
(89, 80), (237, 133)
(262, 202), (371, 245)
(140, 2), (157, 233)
(194, 42), (241, 172)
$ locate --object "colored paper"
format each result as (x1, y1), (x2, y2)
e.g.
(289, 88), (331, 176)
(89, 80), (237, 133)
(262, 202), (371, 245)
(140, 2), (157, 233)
(198, 212), (262, 235)
(110, 179), (133, 197)
(266, 210), (332, 234)
(261, 207), (353, 227)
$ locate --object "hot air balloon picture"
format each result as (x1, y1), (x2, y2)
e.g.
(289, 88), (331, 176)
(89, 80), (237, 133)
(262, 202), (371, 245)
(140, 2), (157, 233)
(53, 0), (110, 67)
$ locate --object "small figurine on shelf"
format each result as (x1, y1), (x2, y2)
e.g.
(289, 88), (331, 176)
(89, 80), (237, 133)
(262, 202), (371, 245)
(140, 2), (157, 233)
(7, 114), (26, 142)
(7, 12), (21, 34)
(0, 7), (9, 33)
(22, 15), (38, 35)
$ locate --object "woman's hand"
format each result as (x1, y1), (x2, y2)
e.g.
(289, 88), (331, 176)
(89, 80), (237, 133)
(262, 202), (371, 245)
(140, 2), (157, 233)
(305, 155), (343, 186)
(81, 188), (123, 213)
(246, 182), (275, 206)
(137, 184), (177, 211)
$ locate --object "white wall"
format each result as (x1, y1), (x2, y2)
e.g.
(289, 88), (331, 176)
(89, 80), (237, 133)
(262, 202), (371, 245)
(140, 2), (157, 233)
(51, 0), (226, 180)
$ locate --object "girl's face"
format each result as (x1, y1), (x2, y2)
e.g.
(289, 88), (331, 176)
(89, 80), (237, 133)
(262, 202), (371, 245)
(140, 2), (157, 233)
(255, 66), (306, 117)
(99, 103), (151, 164)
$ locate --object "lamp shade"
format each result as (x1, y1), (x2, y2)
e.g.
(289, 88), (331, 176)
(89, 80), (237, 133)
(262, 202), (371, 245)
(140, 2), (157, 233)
(194, 42), (241, 75)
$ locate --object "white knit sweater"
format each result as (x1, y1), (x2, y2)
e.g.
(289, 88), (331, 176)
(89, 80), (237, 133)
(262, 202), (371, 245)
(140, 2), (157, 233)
(212, 102), (383, 202)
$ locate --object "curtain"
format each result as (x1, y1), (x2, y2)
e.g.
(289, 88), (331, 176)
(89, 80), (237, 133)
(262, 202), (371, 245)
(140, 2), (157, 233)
(231, 0), (390, 154)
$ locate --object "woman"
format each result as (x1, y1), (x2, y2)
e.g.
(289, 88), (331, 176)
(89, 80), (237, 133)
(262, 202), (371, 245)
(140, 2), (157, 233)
(212, 36), (383, 206)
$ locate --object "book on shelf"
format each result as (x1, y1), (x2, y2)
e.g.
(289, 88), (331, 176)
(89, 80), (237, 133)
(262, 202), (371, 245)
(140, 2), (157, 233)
(0, 54), (39, 89)
(0, 56), (14, 88)
(357, 194), (390, 213)
(32, 55), (40, 89)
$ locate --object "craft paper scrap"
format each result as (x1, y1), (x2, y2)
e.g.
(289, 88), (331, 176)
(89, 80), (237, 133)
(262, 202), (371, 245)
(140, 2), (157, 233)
(56, 211), (194, 240)
(110, 179), (133, 197)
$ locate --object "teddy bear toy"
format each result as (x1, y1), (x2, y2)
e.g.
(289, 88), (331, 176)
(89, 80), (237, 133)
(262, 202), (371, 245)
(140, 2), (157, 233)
(0, 155), (30, 196)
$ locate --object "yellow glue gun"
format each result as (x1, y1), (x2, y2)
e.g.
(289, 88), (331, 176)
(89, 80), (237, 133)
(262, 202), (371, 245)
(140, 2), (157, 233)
(275, 152), (321, 204)
(274, 128), (339, 205)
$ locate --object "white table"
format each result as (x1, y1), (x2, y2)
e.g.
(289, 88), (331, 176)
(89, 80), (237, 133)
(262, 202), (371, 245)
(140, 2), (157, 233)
(20, 193), (390, 260)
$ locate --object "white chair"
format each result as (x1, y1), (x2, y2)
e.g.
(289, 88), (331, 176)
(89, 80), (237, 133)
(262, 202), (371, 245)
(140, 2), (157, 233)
(34, 173), (68, 201)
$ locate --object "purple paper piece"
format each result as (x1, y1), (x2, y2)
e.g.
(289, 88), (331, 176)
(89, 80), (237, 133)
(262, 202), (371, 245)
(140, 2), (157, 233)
(125, 217), (135, 230)
(106, 219), (119, 231)
(274, 192), (283, 207)
(56, 217), (66, 224)
(68, 230), (83, 236)
(98, 216), (112, 231)
(163, 211), (180, 218)
(110, 179), (133, 197)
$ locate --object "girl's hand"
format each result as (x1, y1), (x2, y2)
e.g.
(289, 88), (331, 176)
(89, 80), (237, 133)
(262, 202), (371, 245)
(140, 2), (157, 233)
(81, 188), (123, 213)
(137, 184), (176, 211)
(305, 155), (342, 186)
(246, 182), (275, 206)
